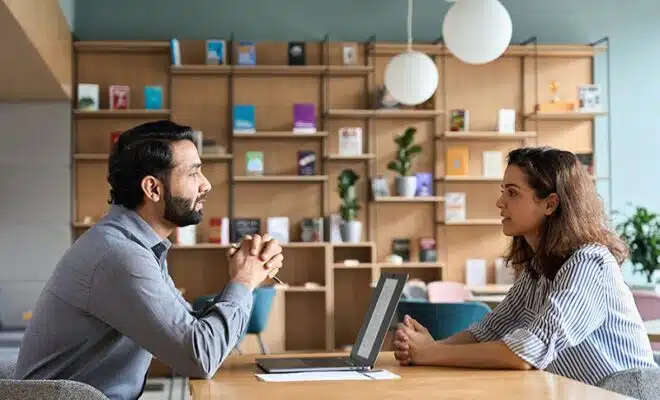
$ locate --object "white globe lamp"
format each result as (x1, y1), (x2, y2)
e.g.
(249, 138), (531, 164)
(442, 0), (513, 65)
(384, 51), (439, 106)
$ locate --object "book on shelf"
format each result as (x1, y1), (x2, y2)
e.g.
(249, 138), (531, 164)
(292, 103), (316, 134)
(324, 214), (342, 243)
(144, 86), (163, 109)
(237, 41), (256, 65)
(288, 42), (306, 65)
(267, 217), (290, 244)
(338, 127), (363, 156)
(246, 151), (264, 175)
(482, 151), (503, 178)
(392, 238), (411, 262)
(208, 217), (230, 245)
(297, 150), (316, 176)
(445, 192), (466, 222)
(419, 238), (437, 262)
(343, 44), (357, 65)
(449, 109), (469, 131)
(77, 84), (99, 110)
(301, 218), (324, 242)
(109, 85), (130, 110)
(206, 39), (226, 65)
(465, 259), (487, 287)
(233, 105), (256, 134)
(415, 173), (433, 196)
(170, 39), (181, 65)
(446, 146), (469, 176)
(230, 218), (261, 243)
(498, 109), (516, 133)
(577, 84), (602, 112)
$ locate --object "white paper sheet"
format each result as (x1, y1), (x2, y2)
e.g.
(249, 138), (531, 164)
(255, 369), (400, 382)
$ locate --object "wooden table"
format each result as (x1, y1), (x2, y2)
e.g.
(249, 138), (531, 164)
(645, 319), (660, 342)
(189, 352), (631, 399)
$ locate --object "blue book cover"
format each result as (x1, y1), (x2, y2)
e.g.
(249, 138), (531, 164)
(237, 41), (257, 65)
(233, 105), (256, 133)
(205, 40), (226, 65)
(144, 86), (163, 109)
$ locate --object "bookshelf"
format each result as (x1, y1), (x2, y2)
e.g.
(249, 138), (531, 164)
(71, 38), (608, 373)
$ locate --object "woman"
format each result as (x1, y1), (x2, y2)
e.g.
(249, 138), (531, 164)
(394, 146), (657, 386)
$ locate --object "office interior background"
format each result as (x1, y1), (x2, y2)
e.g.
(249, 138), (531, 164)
(1, 0), (660, 397)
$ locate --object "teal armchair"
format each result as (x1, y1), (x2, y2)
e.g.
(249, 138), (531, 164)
(396, 301), (491, 340)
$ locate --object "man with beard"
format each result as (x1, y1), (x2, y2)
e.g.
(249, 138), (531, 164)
(13, 120), (284, 400)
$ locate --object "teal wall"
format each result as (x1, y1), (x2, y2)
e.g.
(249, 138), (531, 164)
(73, 0), (660, 284)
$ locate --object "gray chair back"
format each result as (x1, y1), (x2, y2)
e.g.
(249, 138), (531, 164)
(597, 353), (660, 400)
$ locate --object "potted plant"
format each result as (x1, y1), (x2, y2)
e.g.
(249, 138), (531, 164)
(615, 205), (660, 287)
(338, 168), (362, 243)
(387, 127), (422, 197)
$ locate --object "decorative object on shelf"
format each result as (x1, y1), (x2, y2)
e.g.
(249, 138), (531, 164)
(465, 258), (487, 286)
(497, 109), (516, 133)
(387, 127), (422, 197)
(338, 127), (363, 156)
(267, 217), (290, 244)
(615, 206), (660, 284)
(297, 150), (316, 175)
(301, 218), (324, 242)
(383, 0), (439, 105)
(170, 38), (181, 65)
(445, 145), (469, 176)
(338, 169), (362, 243)
(206, 39), (226, 65)
(208, 217), (229, 244)
(536, 80), (575, 112)
(144, 85), (163, 109)
(373, 85), (400, 109)
(419, 238), (437, 262)
(77, 83), (99, 110)
(385, 254), (404, 265)
(237, 41), (257, 65)
(246, 151), (264, 175)
(442, 0), (512, 65)
(109, 85), (130, 110)
(392, 238), (411, 262)
(449, 109), (469, 131)
(230, 218), (261, 243)
(343, 44), (357, 65)
(233, 104), (256, 134)
(324, 214), (343, 243)
(445, 192), (466, 222)
(288, 42), (306, 65)
(482, 151), (503, 178)
(415, 173), (433, 196)
(370, 176), (390, 198)
(292, 103), (316, 134)
(577, 84), (602, 112)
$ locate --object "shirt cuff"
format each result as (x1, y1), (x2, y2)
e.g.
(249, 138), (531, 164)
(501, 328), (555, 369)
(216, 281), (254, 315)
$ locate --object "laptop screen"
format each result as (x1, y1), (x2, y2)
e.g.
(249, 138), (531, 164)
(350, 272), (408, 366)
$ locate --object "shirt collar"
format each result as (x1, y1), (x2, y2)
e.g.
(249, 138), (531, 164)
(106, 204), (172, 259)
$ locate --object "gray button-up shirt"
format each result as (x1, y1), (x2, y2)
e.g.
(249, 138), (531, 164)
(14, 204), (253, 400)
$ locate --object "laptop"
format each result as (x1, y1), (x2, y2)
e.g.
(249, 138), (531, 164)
(256, 271), (409, 373)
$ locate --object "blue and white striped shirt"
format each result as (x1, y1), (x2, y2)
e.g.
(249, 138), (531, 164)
(467, 243), (657, 385)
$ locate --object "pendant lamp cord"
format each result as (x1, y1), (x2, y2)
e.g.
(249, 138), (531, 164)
(407, 0), (413, 52)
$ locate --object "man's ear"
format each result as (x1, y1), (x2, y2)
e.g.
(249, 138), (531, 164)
(141, 175), (163, 203)
(544, 193), (559, 216)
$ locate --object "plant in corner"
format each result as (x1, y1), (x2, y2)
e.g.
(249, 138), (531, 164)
(338, 168), (362, 243)
(615, 205), (660, 285)
(387, 126), (422, 197)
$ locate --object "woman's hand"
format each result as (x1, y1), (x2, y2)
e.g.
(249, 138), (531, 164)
(393, 315), (435, 365)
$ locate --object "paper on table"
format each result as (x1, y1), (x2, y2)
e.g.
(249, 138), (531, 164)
(255, 369), (401, 382)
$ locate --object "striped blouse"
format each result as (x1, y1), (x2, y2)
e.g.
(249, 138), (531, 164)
(467, 243), (657, 385)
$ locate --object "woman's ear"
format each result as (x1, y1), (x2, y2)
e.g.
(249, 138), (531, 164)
(544, 193), (560, 216)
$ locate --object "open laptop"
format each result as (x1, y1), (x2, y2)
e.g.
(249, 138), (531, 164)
(256, 271), (408, 373)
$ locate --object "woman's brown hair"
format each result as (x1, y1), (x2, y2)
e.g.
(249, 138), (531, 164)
(504, 146), (628, 280)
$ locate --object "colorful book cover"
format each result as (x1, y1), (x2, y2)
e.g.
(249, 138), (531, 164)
(446, 146), (469, 176)
(449, 109), (469, 131)
(233, 105), (256, 133)
(415, 173), (433, 196)
(77, 83), (99, 110)
(230, 218), (261, 243)
(206, 40), (226, 65)
(338, 127), (363, 156)
(288, 42), (306, 65)
(292, 103), (316, 134)
(246, 151), (264, 175)
(109, 85), (130, 110)
(237, 41), (256, 65)
(144, 86), (163, 109)
(392, 238), (411, 262)
(297, 150), (316, 176)
(419, 238), (437, 262)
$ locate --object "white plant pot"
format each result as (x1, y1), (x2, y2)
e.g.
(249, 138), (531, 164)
(396, 175), (418, 197)
(340, 220), (362, 243)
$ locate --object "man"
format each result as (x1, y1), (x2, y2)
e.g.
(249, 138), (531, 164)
(14, 120), (283, 400)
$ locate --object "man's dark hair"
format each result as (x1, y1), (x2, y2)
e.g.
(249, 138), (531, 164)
(107, 120), (195, 210)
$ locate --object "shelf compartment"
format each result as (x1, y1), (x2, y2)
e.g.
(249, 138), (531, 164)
(234, 175), (328, 182)
(373, 196), (444, 203)
(73, 109), (171, 119)
(324, 154), (375, 161)
(438, 219), (503, 226)
(376, 262), (444, 269)
(233, 65), (326, 75)
(171, 65), (231, 75)
(325, 109), (442, 119)
(233, 131), (328, 139)
(524, 111), (607, 120)
(437, 131), (537, 140)
(437, 176), (503, 183)
(74, 41), (170, 53)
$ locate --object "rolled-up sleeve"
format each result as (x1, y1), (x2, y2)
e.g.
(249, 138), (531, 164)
(501, 252), (606, 369)
(88, 250), (253, 379)
(467, 272), (528, 342)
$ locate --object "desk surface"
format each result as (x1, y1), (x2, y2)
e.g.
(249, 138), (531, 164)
(189, 352), (631, 399)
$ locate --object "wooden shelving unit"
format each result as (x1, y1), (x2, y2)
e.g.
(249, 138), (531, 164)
(71, 39), (608, 369)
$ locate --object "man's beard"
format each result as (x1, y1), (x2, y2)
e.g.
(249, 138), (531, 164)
(163, 186), (204, 227)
